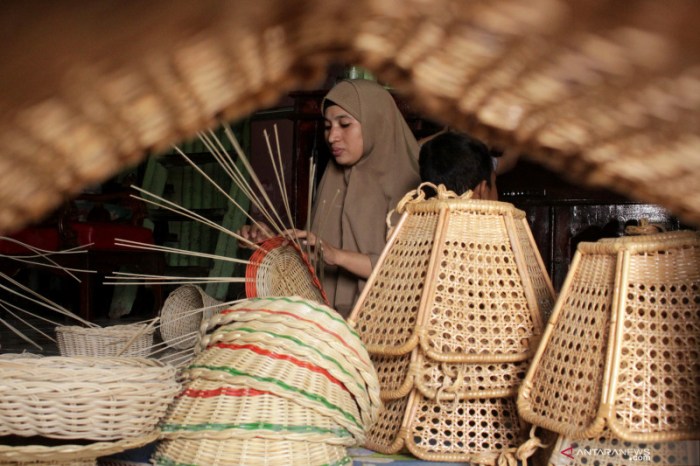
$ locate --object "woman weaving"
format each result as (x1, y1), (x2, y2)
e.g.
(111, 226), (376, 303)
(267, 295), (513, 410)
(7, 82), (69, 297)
(240, 79), (420, 317)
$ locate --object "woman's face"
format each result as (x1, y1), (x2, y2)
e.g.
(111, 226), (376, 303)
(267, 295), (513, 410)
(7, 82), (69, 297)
(324, 104), (364, 167)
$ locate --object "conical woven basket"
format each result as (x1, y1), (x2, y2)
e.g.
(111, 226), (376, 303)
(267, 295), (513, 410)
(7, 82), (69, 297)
(159, 285), (226, 350)
(518, 230), (700, 442)
(348, 184), (556, 464)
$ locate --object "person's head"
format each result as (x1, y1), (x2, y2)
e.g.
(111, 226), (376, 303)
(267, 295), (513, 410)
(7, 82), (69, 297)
(419, 131), (495, 199)
(322, 79), (416, 169)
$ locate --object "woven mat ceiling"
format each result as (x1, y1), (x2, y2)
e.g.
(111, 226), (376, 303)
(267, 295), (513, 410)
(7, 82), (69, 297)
(1, 0), (699, 233)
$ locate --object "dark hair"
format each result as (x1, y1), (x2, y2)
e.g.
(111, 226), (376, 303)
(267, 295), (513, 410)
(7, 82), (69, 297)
(419, 132), (493, 196)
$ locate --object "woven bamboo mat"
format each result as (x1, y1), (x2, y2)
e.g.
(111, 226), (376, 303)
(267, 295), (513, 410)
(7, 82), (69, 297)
(1, 0), (700, 233)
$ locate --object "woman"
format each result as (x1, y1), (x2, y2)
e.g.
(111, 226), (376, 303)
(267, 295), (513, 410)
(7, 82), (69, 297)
(242, 79), (420, 317)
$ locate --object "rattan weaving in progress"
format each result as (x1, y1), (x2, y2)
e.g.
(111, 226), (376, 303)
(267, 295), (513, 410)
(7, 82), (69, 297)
(518, 230), (700, 443)
(156, 296), (380, 465)
(347, 185), (555, 464)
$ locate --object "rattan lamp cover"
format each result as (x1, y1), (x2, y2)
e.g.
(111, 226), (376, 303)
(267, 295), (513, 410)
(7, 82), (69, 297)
(518, 230), (700, 443)
(348, 184), (556, 464)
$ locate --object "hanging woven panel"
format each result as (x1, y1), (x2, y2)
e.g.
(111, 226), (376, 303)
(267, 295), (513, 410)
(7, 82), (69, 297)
(518, 230), (700, 442)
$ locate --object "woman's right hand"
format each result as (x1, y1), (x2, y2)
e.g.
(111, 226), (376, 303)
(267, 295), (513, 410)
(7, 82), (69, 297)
(236, 223), (273, 248)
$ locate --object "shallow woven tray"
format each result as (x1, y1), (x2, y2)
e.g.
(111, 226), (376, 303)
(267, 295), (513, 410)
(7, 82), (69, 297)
(0, 356), (178, 440)
(0, 432), (159, 464)
(56, 323), (154, 358)
(154, 437), (350, 466)
(196, 319), (379, 428)
(184, 341), (365, 443)
(159, 285), (225, 350)
(160, 378), (355, 445)
(518, 230), (700, 442)
(349, 185), (553, 362)
(246, 236), (329, 306)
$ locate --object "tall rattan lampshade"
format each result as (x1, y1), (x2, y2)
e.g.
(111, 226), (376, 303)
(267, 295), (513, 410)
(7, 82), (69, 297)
(518, 230), (700, 444)
(348, 184), (556, 464)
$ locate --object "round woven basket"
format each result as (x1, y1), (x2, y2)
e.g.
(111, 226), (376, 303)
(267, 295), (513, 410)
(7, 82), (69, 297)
(154, 436), (350, 466)
(55, 323), (154, 358)
(160, 378), (355, 445)
(0, 356), (179, 441)
(246, 236), (329, 306)
(159, 285), (225, 350)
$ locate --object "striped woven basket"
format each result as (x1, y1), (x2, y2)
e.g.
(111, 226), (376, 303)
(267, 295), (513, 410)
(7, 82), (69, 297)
(518, 230), (700, 442)
(246, 236), (329, 306)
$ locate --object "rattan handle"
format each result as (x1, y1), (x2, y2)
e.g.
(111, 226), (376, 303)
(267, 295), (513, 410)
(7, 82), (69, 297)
(386, 182), (474, 230)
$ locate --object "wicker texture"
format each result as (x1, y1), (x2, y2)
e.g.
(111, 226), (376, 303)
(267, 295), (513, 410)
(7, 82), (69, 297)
(0, 356), (178, 441)
(348, 185), (555, 464)
(519, 230), (700, 442)
(0, 461), (95, 466)
(56, 324), (154, 358)
(246, 236), (329, 305)
(1, 1), (700, 237)
(156, 296), (380, 465)
(159, 285), (225, 350)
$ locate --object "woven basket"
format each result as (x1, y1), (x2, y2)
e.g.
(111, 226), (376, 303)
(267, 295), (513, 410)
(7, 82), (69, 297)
(154, 437), (351, 466)
(347, 185), (555, 464)
(246, 236), (329, 306)
(159, 285), (225, 350)
(0, 433), (159, 465)
(0, 356), (179, 440)
(160, 378), (355, 445)
(0, 461), (95, 466)
(518, 230), (700, 442)
(56, 323), (154, 358)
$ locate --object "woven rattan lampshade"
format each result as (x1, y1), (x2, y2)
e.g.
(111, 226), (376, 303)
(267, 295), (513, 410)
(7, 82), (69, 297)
(518, 230), (700, 443)
(348, 184), (556, 464)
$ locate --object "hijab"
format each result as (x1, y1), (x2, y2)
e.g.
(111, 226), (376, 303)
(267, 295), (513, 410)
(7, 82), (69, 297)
(312, 79), (420, 316)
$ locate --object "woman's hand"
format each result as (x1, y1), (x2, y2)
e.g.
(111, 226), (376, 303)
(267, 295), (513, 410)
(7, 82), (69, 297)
(284, 229), (339, 266)
(237, 223), (273, 248)
(283, 229), (372, 279)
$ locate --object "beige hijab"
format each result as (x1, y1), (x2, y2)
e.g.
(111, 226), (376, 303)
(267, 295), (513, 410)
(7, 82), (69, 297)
(312, 79), (420, 316)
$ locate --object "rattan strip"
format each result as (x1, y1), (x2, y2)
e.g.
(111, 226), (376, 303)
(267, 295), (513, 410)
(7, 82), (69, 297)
(606, 243), (700, 442)
(371, 353), (414, 400)
(402, 197), (526, 218)
(246, 236), (329, 306)
(363, 397), (410, 455)
(418, 207), (540, 362)
(413, 352), (529, 400)
(184, 344), (365, 442)
(0, 431), (159, 463)
(518, 251), (616, 438)
(349, 210), (439, 354)
(154, 437), (350, 466)
(514, 217), (556, 321)
(160, 285), (225, 350)
(200, 321), (379, 428)
(56, 324), (154, 358)
(160, 378), (355, 445)
(199, 297), (373, 374)
(548, 433), (700, 466)
(405, 394), (527, 463)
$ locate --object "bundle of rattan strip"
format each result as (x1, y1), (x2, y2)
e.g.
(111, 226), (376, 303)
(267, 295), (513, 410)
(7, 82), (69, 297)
(154, 296), (380, 466)
(347, 184), (556, 465)
(517, 230), (700, 465)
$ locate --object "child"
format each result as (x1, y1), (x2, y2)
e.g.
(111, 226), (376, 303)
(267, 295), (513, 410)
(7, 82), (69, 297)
(418, 131), (498, 200)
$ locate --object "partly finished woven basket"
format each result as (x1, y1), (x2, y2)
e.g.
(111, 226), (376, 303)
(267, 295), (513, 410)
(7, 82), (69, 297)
(155, 296), (380, 466)
(159, 285), (226, 350)
(56, 323), (155, 358)
(0, 356), (179, 441)
(348, 184), (556, 464)
(518, 230), (700, 443)
(246, 236), (329, 306)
